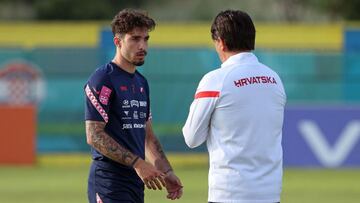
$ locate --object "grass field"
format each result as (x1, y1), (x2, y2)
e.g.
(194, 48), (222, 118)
(0, 154), (359, 203)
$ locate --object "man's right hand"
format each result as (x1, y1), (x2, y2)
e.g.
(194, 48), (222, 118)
(133, 158), (166, 190)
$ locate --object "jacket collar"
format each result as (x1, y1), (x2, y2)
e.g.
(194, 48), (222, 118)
(221, 52), (258, 68)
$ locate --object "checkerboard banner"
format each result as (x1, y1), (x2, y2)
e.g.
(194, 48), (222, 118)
(0, 61), (44, 106)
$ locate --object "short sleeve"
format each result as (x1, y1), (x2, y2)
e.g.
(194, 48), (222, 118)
(84, 69), (113, 123)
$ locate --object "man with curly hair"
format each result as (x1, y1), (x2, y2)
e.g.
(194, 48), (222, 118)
(84, 9), (183, 203)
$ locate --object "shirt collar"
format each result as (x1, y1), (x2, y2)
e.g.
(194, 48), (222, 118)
(221, 52), (258, 68)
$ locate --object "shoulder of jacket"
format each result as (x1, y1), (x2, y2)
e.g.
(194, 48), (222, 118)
(202, 67), (226, 82)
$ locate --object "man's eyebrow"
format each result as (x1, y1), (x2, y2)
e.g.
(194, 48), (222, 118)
(130, 35), (150, 39)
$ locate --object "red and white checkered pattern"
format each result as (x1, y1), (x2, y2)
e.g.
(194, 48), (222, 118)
(85, 85), (109, 123)
(0, 62), (43, 106)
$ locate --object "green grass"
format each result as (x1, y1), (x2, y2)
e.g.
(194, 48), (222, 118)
(0, 154), (359, 203)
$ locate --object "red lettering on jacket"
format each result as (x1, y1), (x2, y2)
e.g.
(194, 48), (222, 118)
(233, 76), (277, 88)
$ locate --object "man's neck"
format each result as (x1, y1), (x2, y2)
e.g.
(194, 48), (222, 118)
(220, 50), (251, 63)
(112, 54), (136, 74)
(220, 51), (239, 63)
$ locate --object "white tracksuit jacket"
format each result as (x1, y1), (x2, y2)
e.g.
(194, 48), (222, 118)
(183, 52), (286, 203)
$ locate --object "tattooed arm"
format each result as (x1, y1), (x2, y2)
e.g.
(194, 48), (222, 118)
(145, 120), (183, 199)
(145, 120), (172, 172)
(85, 120), (138, 166)
(85, 120), (165, 190)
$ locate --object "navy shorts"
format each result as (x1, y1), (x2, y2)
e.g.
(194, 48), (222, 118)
(88, 161), (144, 203)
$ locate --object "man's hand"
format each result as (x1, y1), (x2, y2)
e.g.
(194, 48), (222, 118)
(133, 158), (166, 190)
(164, 171), (183, 200)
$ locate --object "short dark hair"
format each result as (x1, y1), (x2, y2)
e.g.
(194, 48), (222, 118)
(211, 10), (256, 51)
(111, 9), (156, 36)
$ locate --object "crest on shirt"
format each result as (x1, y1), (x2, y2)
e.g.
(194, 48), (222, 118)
(99, 85), (112, 105)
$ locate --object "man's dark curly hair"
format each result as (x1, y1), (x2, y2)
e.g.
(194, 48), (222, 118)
(111, 9), (156, 36)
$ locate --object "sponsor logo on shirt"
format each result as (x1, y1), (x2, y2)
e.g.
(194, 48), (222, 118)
(99, 86), (112, 105)
(122, 100), (130, 108)
(122, 123), (146, 129)
(140, 87), (144, 93)
(133, 123), (146, 128)
(122, 111), (132, 120)
(130, 100), (139, 108)
(139, 101), (147, 107)
(234, 76), (277, 87)
(140, 112), (146, 119)
(133, 111), (138, 119)
(122, 124), (132, 129)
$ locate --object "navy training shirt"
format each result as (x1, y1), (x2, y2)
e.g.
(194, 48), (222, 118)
(84, 62), (150, 166)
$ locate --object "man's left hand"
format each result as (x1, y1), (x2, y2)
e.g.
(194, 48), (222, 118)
(164, 171), (183, 200)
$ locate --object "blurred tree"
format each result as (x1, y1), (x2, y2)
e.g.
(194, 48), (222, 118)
(279, 0), (304, 22)
(1, 0), (360, 21)
(33, 0), (145, 20)
(0, 0), (35, 20)
(0, 0), (145, 20)
(303, 0), (360, 20)
(343, 0), (360, 20)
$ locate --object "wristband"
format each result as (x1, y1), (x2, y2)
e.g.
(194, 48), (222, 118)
(131, 156), (140, 167)
(164, 168), (173, 174)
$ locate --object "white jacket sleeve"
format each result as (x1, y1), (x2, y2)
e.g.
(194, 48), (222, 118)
(182, 72), (220, 148)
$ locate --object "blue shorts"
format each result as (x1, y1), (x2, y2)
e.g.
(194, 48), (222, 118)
(88, 160), (144, 203)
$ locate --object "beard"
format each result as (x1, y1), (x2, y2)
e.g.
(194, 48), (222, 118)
(132, 50), (147, 66)
(133, 60), (145, 66)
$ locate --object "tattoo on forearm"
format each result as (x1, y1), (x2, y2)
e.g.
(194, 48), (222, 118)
(86, 121), (137, 166)
(153, 138), (166, 159)
(150, 136), (173, 172)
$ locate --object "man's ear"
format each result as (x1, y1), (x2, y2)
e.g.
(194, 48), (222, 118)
(114, 36), (121, 48)
(219, 38), (227, 51)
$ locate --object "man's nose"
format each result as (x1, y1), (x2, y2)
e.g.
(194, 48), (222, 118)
(139, 40), (147, 50)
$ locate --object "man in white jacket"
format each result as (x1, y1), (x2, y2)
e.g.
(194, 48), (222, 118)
(183, 10), (286, 203)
